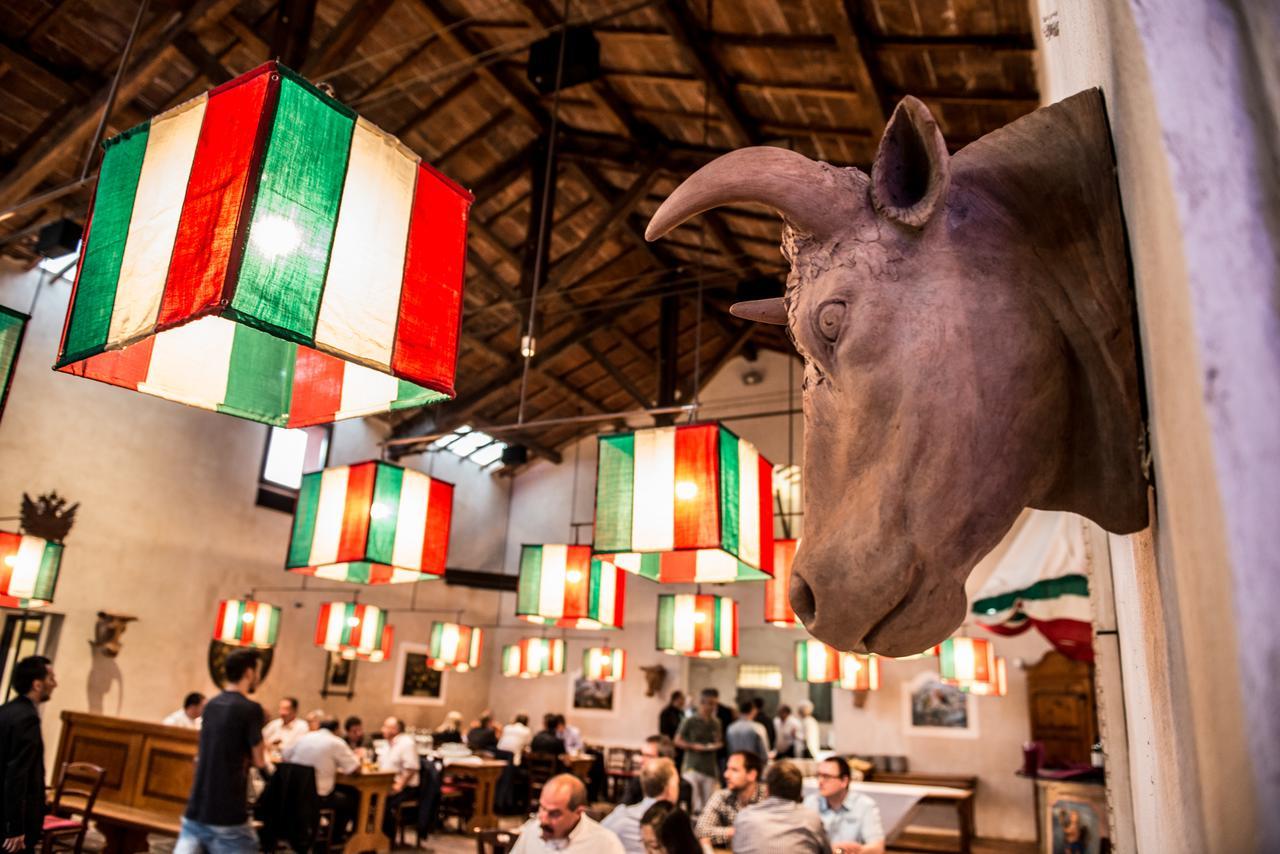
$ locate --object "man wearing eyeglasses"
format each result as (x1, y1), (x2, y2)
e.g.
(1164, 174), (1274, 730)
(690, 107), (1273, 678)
(803, 757), (884, 854)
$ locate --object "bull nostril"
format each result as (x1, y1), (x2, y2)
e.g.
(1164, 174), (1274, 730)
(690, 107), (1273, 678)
(790, 573), (817, 627)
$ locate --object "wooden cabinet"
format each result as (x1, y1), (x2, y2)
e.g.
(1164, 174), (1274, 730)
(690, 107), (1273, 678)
(1026, 651), (1097, 767)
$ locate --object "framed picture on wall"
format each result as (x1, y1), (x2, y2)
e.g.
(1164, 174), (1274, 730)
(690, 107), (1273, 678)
(393, 642), (446, 706)
(902, 671), (979, 738)
(570, 672), (616, 714)
(321, 651), (356, 699)
(1040, 780), (1109, 854)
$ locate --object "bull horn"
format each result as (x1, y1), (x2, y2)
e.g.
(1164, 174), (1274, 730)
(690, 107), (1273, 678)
(730, 298), (787, 325)
(646, 146), (850, 241)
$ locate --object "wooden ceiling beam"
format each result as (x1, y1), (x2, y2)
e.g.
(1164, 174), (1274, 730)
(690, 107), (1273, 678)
(547, 161), (660, 288)
(680, 324), (754, 401)
(391, 73), (476, 137)
(173, 32), (234, 85)
(269, 0), (318, 70)
(822, 0), (887, 135)
(581, 338), (650, 408)
(469, 138), (538, 203)
(304, 0), (396, 79)
(0, 0), (240, 211)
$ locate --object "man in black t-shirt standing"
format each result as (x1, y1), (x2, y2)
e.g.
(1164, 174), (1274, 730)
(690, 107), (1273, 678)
(175, 648), (266, 854)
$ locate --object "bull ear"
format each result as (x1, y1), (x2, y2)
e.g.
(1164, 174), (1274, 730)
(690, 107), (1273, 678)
(870, 96), (951, 228)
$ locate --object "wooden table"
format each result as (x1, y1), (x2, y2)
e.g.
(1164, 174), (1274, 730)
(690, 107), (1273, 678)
(802, 778), (975, 854)
(561, 754), (594, 783)
(442, 758), (507, 831)
(337, 770), (395, 854)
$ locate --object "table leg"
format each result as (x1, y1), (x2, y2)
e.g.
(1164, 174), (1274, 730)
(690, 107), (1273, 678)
(957, 795), (975, 854)
(469, 770), (499, 831)
(345, 784), (390, 854)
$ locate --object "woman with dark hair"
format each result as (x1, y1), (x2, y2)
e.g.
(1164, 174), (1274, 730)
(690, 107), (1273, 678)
(639, 801), (701, 854)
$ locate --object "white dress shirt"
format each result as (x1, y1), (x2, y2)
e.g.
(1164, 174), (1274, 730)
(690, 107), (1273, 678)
(562, 724), (584, 755)
(378, 732), (421, 787)
(509, 814), (624, 853)
(774, 716), (802, 756)
(600, 795), (655, 853)
(800, 715), (822, 758)
(162, 709), (200, 729)
(497, 721), (533, 763)
(263, 717), (309, 752)
(284, 728), (360, 796)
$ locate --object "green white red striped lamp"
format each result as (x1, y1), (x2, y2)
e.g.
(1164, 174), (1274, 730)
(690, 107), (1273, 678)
(427, 621), (483, 671)
(516, 545), (625, 629)
(765, 539), (798, 626)
(55, 61), (471, 427)
(839, 653), (881, 692)
(0, 532), (62, 609)
(656, 593), (738, 658)
(315, 601), (387, 657)
(0, 306), (26, 425)
(340, 625), (394, 663)
(582, 647), (625, 681)
(961, 656), (1008, 696)
(287, 460), (452, 584)
(937, 637), (997, 689)
(501, 637), (566, 678)
(794, 639), (840, 683)
(594, 424), (775, 583)
(213, 599), (281, 648)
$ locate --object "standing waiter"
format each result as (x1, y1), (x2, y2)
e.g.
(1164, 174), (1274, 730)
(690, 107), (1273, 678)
(0, 656), (58, 853)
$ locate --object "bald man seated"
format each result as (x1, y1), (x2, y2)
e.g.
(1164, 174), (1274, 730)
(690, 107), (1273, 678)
(510, 773), (624, 853)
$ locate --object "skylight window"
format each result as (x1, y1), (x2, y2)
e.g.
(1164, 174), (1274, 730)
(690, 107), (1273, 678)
(37, 250), (79, 281)
(430, 425), (507, 468)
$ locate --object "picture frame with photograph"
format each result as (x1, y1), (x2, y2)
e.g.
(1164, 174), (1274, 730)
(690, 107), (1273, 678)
(321, 651), (356, 699)
(1039, 780), (1109, 854)
(569, 672), (615, 714)
(902, 671), (978, 737)
(393, 642), (447, 705)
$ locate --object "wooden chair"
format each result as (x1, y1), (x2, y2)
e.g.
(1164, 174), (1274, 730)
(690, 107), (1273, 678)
(604, 747), (639, 802)
(474, 827), (518, 854)
(42, 762), (105, 854)
(523, 751), (558, 809)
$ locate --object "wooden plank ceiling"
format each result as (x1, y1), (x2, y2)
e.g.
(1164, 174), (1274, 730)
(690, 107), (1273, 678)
(0, 0), (1038, 466)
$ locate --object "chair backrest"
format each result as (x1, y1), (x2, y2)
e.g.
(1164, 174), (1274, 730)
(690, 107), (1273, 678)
(523, 752), (557, 786)
(604, 747), (631, 773)
(52, 762), (106, 818)
(475, 827), (517, 854)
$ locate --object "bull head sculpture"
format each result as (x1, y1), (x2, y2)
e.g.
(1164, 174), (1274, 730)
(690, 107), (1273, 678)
(640, 664), (667, 697)
(646, 90), (1147, 657)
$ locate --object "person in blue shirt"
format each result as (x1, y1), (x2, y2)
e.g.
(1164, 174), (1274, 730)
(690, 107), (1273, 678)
(803, 757), (885, 854)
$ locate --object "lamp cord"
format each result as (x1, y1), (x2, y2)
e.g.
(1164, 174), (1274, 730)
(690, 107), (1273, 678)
(688, 0), (714, 420)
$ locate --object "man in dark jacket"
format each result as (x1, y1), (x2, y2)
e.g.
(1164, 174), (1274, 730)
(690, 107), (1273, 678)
(1, 655), (57, 853)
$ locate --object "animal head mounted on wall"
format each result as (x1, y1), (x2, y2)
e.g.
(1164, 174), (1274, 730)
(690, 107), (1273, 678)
(647, 90), (1148, 657)
(90, 612), (137, 658)
(640, 664), (667, 697)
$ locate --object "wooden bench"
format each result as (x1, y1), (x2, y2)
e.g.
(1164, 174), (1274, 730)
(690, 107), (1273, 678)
(53, 711), (198, 853)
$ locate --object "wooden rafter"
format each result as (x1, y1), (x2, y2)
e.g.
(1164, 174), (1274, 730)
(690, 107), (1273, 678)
(303, 0), (396, 79)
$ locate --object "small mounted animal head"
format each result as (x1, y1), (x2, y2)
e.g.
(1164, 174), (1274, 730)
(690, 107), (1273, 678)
(647, 91), (1147, 656)
(640, 664), (667, 697)
(90, 612), (137, 658)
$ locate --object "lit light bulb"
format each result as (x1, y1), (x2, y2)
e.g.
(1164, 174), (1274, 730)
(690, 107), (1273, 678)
(521, 335), (536, 357)
(242, 613), (255, 623)
(675, 481), (698, 500)
(250, 215), (301, 258)
(693, 612), (707, 624)
(369, 503), (392, 520)
(2, 555), (16, 567)
(346, 617), (361, 627)
(565, 569), (583, 584)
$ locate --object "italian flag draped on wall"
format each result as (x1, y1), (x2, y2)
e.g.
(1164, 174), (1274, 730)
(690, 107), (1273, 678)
(213, 599), (281, 648)
(516, 544), (625, 629)
(972, 511), (1094, 662)
(56, 61), (472, 427)
(287, 460), (453, 584)
(315, 601), (387, 654)
(656, 594), (738, 658)
(0, 532), (62, 608)
(594, 423), (775, 582)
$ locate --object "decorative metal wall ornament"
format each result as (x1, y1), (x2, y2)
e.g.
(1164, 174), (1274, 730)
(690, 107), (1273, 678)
(55, 61), (472, 427)
(286, 460), (453, 584)
(594, 423), (775, 583)
(427, 621), (482, 672)
(501, 637), (566, 678)
(646, 90), (1148, 656)
(765, 539), (798, 626)
(516, 544), (625, 629)
(314, 601), (387, 658)
(212, 599), (281, 648)
(655, 593), (738, 658)
(582, 647), (625, 681)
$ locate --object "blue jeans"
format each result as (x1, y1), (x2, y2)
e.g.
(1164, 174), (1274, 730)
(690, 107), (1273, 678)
(174, 817), (258, 854)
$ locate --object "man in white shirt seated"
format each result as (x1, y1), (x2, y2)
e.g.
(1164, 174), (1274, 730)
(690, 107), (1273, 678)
(497, 713), (533, 763)
(262, 697), (308, 754)
(377, 716), (421, 843)
(162, 692), (204, 729)
(804, 757), (885, 854)
(284, 718), (360, 837)
(560, 716), (584, 755)
(510, 774), (624, 853)
(601, 758), (679, 853)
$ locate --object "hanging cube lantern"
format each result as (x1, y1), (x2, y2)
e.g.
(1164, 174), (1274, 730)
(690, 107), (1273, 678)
(501, 637), (566, 678)
(594, 424), (775, 583)
(765, 539), (798, 626)
(582, 647), (625, 681)
(794, 639), (840, 683)
(839, 653), (881, 692)
(55, 61), (471, 427)
(937, 637), (997, 687)
(314, 601), (387, 657)
(0, 532), (62, 608)
(0, 306), (28, 424)
(963, 656), (1008, 696)
(213, 599), (281, 648)
(516, 544), (625, 629)
(287, 460), (453, 584)
(656, 593), (738, 658)
(341, 625), (394, 662)
(427, 621), (483, 671)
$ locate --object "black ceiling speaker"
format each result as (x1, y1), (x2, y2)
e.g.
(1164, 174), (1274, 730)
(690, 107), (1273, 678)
(735, 275), (785, 304)
(35, 218), (83, 259)
(501, 444), (529, 466)
(527, 26), (601, 94)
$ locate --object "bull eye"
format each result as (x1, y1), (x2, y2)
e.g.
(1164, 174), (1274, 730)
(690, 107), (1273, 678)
(816, 301), (846, 344)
